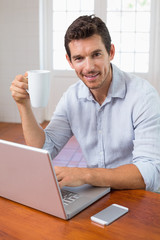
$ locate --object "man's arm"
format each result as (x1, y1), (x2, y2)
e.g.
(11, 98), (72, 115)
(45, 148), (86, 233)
(54, 164), (146, 189)
(10, 74), (45, 148)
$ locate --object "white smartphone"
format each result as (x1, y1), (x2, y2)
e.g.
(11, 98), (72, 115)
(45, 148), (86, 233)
(91, 204), (129, 226)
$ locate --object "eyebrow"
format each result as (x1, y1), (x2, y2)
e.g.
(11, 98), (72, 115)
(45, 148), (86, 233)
(92, 49), (103, 54)
(72, 49), (103, 60)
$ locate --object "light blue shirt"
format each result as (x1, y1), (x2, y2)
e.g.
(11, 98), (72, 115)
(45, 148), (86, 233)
(43, 64), (160, 192)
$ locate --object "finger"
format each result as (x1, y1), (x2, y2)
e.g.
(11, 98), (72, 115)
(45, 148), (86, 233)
(24, 72), (28, 78)
(10, 84), (28, 95)
(54, 166), (63, 180)
(12, 80), (28, 92)
(54, 166), (65, 175)
(10, 86), (29, 101)
(57, 175), (69, 188)
(15, 74), (28, 84)
(11, 90), (29, 101)
(54, 166), (59, 174)
(10, 81), (29, 98)
(56, 174), (63, 182)
(58, 180), (65, 189)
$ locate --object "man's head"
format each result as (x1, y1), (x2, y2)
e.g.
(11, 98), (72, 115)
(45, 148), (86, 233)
(64, 15), (111, 61)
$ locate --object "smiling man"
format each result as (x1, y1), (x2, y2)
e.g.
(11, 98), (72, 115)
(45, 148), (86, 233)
(10, 15), (160, 192)
(66, 34), (114, 105)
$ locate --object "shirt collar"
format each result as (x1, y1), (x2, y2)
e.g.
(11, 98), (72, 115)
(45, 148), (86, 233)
(78, 82), (93, 101)
(78, 63), (126, 100)
(108, 64), (126, 99)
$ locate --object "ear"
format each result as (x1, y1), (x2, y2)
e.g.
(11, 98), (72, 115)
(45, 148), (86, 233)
(109, 44), (115, 61)
(66, 54), (74, 69)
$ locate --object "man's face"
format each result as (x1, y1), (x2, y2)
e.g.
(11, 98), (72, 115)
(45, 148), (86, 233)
(66, 34), (115, 92)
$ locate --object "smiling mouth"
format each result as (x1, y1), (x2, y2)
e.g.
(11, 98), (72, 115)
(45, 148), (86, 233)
(83, 72), (100, 81)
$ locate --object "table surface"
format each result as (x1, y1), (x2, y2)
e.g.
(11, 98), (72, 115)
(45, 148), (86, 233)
(0, 189), (160, 240)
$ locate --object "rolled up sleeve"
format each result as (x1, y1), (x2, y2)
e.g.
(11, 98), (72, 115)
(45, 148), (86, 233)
(132, 89), (160, 191)
(42, 94), (73, 159)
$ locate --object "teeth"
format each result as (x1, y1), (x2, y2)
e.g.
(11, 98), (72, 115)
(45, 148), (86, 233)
(85, 73), (99, 78)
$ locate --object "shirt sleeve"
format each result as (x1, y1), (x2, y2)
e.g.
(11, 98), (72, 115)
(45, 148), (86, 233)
(42, 93), (73, 159)
(132, 88), (160, 191)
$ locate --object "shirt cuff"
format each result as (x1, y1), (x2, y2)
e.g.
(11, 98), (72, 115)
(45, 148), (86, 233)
(133, 160), (160, 192)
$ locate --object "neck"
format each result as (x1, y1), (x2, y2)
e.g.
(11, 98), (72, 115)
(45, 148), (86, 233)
(90, 65), (112, 105)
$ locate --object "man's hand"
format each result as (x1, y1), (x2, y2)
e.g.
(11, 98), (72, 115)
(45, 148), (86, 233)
(10, 73), (29, 105)
(54, 166), (89, 188)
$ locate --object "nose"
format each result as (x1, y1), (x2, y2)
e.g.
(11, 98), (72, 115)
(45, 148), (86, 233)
(84, 57), (95, 73)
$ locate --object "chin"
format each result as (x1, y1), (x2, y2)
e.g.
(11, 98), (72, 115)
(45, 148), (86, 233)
(87, 84), (102, 90)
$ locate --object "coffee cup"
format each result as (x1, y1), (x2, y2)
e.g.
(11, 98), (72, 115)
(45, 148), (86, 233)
(27, 70), (51, 108)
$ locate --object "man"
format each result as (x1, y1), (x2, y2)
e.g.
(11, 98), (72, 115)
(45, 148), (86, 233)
(10, 15), (160, 192)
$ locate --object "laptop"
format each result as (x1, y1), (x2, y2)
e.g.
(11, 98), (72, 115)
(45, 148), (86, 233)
(0, 139), (110, 219)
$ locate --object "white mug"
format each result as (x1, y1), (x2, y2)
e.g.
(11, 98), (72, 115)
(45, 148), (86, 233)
(27, 70), (51, 108)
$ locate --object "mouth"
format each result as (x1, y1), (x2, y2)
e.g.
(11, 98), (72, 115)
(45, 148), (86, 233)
(83, 72), (100, 81)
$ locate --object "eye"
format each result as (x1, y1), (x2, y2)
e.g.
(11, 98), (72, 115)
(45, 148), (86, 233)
(73, 56), (83, 62)
(93, 52), (101, 58)
(75, 57), (82, 61)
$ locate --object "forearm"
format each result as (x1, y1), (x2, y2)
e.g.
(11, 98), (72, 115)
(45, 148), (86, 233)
(17, 101), (45, 148)
(85, 164), (146, 190)
(55, 164), (146, 189)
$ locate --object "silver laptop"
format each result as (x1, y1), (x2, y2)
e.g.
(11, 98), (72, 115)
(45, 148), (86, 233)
(0, 139), (110, 219)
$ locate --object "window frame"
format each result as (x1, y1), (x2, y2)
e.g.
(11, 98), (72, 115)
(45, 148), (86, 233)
(40, 0), (153, 80)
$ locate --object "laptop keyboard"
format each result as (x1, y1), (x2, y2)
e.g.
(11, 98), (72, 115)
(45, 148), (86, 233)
(61, 189), (79, 206)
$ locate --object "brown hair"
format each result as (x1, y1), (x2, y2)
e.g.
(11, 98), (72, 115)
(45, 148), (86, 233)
(64, 15), (111, 61)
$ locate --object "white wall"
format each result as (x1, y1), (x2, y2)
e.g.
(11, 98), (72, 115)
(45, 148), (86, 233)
(45, 72), (78, 121)
(0, 0), (45, 123)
